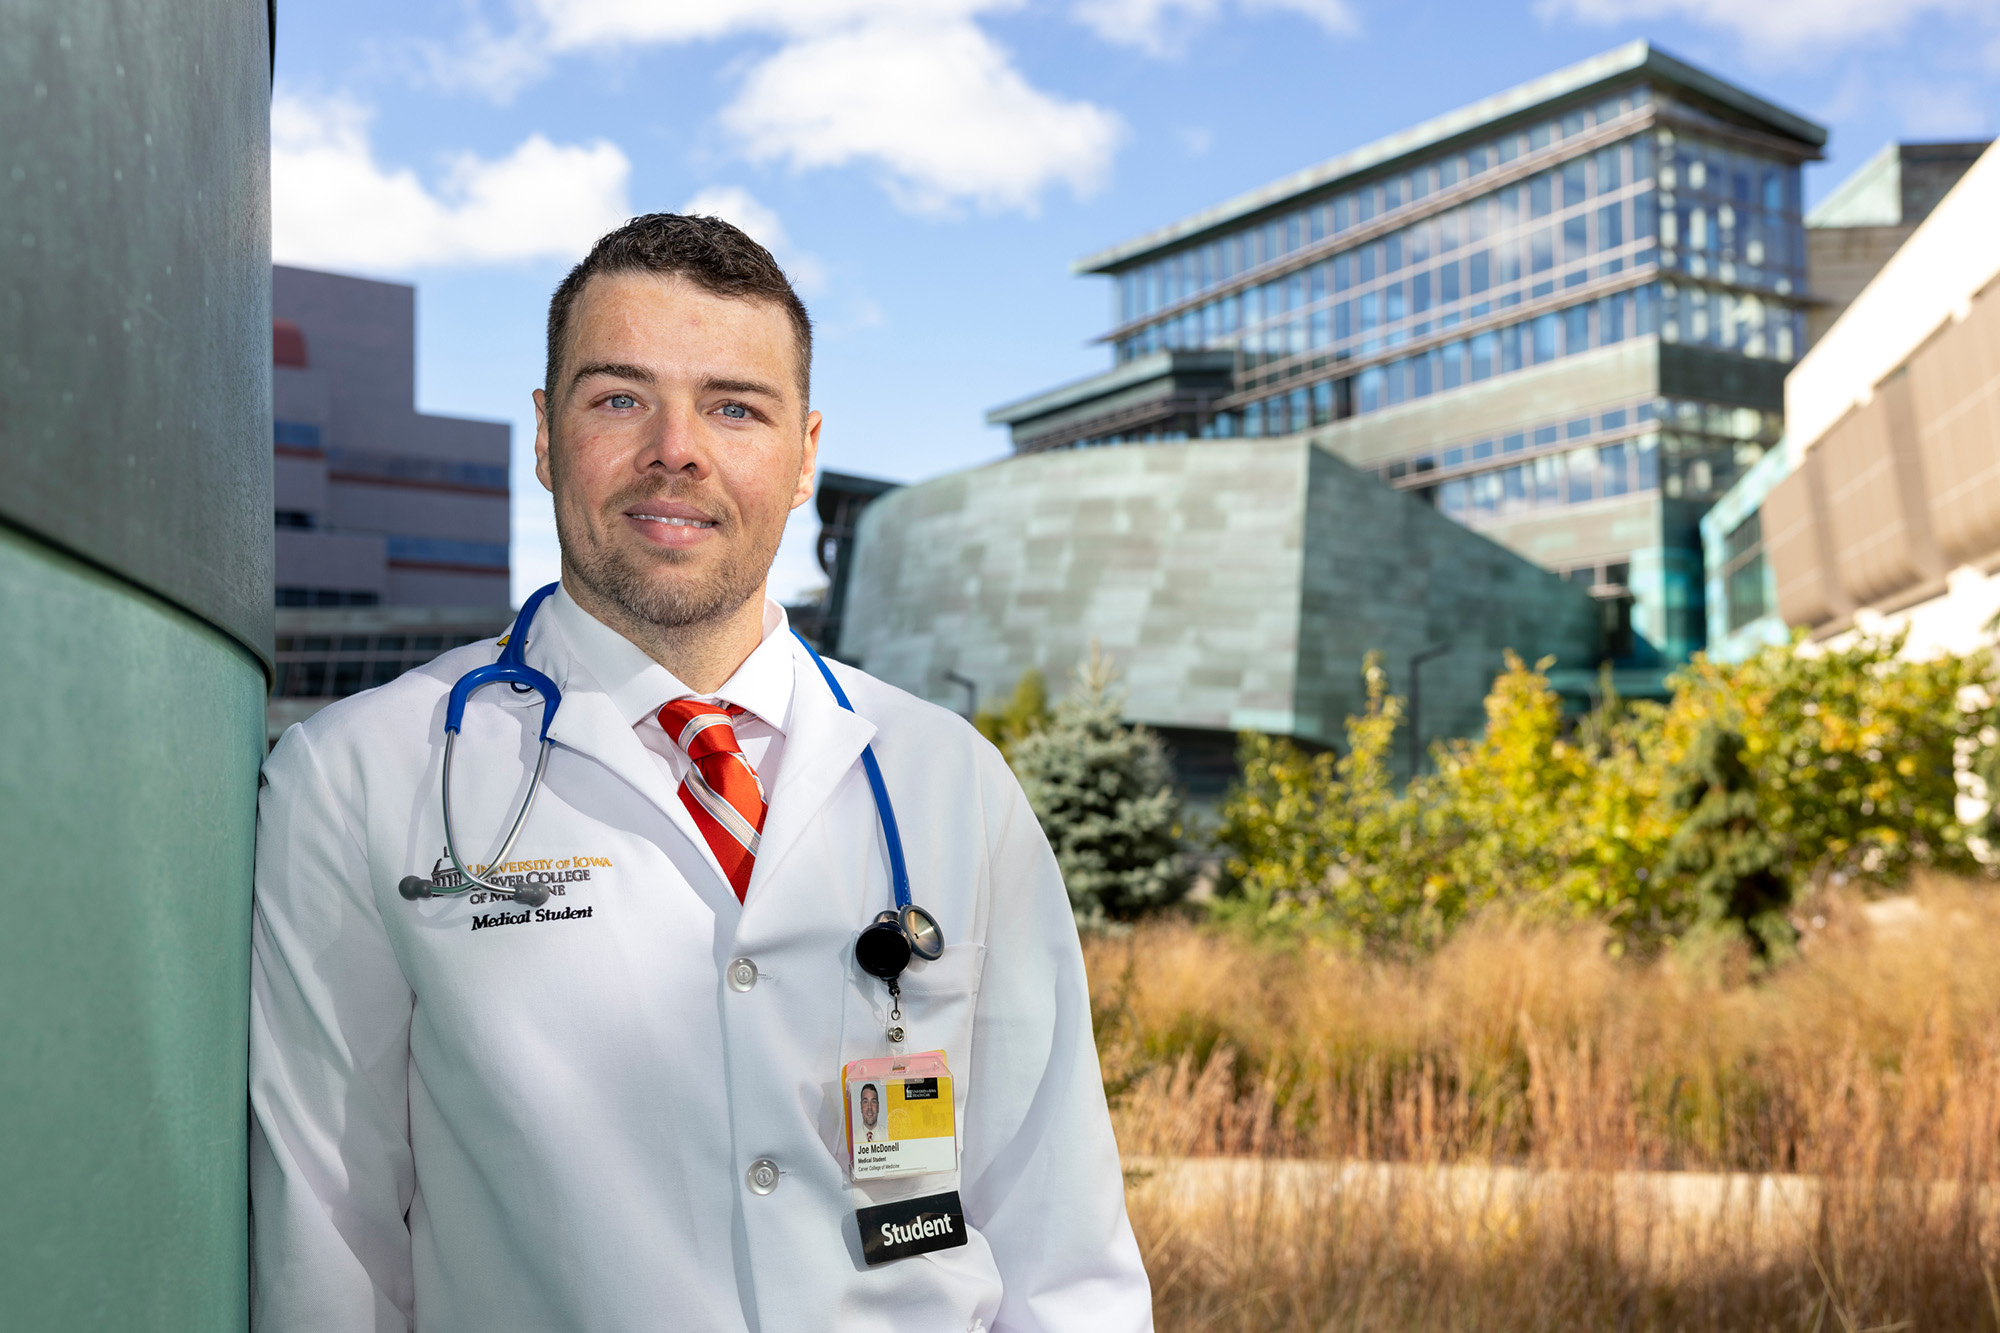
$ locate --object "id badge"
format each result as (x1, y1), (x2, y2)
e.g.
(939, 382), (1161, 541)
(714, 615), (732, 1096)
(842, 1050), (956, 1181)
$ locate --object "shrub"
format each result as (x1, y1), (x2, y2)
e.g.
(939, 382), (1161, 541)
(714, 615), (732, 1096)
(973, 667), (1051, 762)
(1012, 650), (1188, 926)
(1213, 634), (1996, 949)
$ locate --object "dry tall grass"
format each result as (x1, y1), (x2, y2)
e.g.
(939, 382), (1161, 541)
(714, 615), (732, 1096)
(1089, 878), (2000, 1330)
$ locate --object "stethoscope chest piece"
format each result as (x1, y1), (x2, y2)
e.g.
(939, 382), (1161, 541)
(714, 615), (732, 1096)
(901, 905), (945, 962)
(854, 903), (947, 983)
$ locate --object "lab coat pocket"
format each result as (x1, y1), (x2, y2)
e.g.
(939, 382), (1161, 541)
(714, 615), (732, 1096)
(840, 942), (987, 1078)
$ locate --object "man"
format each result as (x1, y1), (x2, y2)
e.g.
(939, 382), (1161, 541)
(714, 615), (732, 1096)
(859, 1083), (880, 1142)
(249, 214), (1152, 1331)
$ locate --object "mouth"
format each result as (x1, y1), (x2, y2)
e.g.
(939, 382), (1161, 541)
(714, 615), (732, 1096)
(621, 499), (721, 547)
(630, 514), (716, 529)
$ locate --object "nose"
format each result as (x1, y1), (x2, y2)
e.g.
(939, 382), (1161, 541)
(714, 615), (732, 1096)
(638, 399), (710, 477)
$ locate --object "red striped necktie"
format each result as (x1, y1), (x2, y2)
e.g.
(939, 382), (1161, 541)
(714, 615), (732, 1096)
(657, 699), (768, 902)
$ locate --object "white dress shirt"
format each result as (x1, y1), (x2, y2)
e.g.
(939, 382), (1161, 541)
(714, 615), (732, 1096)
(547, 585), (793, 797)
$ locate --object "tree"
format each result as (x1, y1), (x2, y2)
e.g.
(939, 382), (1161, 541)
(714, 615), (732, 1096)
(1658, 722), (1790, 955)
(1011, 650), (1188, 926)
(1211, 632), (1995, 953)
(974, 668), (1051, 762)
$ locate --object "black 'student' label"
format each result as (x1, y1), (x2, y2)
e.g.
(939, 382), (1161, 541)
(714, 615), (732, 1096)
(857, 1190), (968, 1266)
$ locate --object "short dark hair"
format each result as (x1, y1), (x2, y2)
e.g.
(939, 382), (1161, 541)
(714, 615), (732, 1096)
(545, 212), (814, 409)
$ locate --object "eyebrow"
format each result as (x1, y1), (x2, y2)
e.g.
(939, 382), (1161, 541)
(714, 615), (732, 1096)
(698, 375), (787, 402)
(569, 362), (657, 394)
(567, 364), (789, 406)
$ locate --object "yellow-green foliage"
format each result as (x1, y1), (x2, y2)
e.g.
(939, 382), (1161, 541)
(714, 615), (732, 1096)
(973, 668), (1051, 761)
(1214, 634), (1994, 948)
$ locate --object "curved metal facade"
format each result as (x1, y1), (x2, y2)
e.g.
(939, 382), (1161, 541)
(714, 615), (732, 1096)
(0, 2), (270, 1327)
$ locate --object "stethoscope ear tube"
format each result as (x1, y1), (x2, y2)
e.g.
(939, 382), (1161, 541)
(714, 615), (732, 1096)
(418, 581), (566, 908)
(439, 731), (554, 905)
(790, 630), (949, 985)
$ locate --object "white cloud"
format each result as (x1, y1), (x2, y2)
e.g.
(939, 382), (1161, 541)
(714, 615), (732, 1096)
(530, 0), (1011, 48)
(271, 89), (631, 271)
(1073, 0), (1357, 58)
(719, 19), (1123, 215)
(680, 185), (830, 293)
(1537, 0), (1987, 51)
(425, 1), (1119, 216)
(1892, 81), (1998, 137)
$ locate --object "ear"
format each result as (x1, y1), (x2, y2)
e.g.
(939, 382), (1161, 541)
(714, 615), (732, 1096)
(791, 408), (823, 511)
(533, 388), (555, 494)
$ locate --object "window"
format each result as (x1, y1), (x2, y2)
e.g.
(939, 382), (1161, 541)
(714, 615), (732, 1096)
(1564, 215), (1588, 264)
(1469, 331), (1495, 380)
(1599, 442), (1629, 496)
(1532, 313), (1559, 363)
(1724, 511), (1767, 630)
(1530, 173), (1553, 217)
(1563, 160), (1588, 208)
(1566, 448), (1596, 502)
(1596, 144), (1622, 193)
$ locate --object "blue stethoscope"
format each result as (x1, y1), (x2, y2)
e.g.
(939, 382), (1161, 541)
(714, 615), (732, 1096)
(397, 582), (944, 985)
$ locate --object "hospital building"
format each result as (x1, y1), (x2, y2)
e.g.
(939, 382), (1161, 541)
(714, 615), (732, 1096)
(266, 266), (514, 741)
(832, 42), (1826, 785)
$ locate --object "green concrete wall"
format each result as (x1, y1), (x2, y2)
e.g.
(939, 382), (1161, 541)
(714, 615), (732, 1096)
(0, 525), (264, 1328)
(0, 0), (271, 1327)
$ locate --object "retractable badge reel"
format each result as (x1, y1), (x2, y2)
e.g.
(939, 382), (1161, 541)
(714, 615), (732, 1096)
(856, 904), (945, 1043)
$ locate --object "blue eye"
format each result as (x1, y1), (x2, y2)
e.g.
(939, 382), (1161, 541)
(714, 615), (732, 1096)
(607, 394), (636, 410)
(720, 402), (749, 420)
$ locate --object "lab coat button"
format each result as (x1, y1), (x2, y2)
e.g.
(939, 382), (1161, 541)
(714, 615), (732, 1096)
(747, 1158), (780, 1195)
(727, 958), (758, 992)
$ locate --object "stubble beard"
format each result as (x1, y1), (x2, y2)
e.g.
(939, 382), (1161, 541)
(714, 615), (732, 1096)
(555, 475), (781, 637)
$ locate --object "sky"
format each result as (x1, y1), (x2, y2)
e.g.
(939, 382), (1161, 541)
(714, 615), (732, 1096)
(269, 0), (2000, 607)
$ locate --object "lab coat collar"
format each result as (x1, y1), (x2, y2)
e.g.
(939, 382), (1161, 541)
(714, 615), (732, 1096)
(528, 586), (875, 924)
(543, 585), (795, 735)
(526, 596), (736, 898)
(743, 638), (878, 920)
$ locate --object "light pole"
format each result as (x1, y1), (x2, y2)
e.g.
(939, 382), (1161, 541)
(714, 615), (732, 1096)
(1408, 642), (1451, 778)
(943, 670), (978, 721)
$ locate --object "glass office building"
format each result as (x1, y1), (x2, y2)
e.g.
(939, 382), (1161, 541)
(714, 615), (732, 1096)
(989, 42), (1824, 672)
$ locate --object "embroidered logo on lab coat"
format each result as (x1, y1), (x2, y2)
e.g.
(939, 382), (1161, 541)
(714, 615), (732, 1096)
(409, 850), (616, 930)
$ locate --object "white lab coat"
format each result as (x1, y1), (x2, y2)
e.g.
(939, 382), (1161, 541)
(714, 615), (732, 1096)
(248, 602), (1152, 1332)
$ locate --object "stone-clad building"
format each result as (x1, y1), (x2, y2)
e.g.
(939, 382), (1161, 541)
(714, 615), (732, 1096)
(838, 438), (1600, 787)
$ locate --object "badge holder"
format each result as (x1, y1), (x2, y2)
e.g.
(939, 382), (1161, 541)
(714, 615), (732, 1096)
(843, 1050), (967, 1265)
(842, 1050), (957, 1180)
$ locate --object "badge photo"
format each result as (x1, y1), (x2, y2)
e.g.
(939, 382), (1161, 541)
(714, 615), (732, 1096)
(842, 1050), (957, 1181)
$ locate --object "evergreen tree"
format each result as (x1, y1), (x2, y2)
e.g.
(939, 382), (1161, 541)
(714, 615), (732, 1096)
(1010, 650), (1188, 927)
(1659, 722), (1792, 955)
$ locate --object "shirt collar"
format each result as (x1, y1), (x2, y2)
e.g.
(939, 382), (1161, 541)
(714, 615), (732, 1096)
(546, 584), (796, 735)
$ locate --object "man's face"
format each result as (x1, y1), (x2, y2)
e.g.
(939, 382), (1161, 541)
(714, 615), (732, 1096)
(860, 1085), (879, 1128)
(534, 272), (819, 633)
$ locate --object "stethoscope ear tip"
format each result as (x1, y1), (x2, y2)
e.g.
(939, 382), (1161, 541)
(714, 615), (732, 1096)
(512, 885), (550, 908)
(398, 875), (435, 901)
